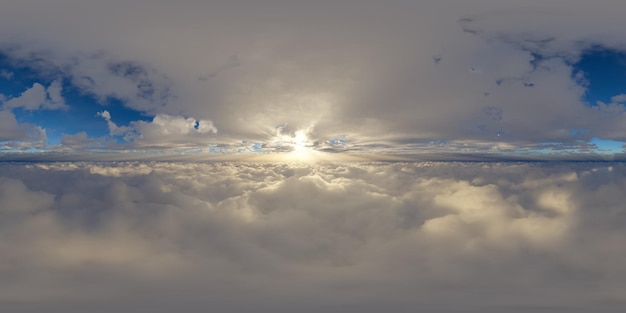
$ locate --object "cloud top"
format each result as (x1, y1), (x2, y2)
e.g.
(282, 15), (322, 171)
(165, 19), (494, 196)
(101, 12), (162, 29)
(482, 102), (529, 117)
(0, 161), (625, 312)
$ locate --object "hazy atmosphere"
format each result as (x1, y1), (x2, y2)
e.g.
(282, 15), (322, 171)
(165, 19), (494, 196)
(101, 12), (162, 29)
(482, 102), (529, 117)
(2, 1), (626, 312)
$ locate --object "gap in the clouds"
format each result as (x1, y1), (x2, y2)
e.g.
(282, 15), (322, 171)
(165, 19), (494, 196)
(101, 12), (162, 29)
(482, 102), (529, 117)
(11, 81), (150, 145)
(566, 46), (626, 155)
(43, 93), (151, 145)
(590, 138), (624, 154)
(0, 55), (151, 145)
(573, 46), (626, 107)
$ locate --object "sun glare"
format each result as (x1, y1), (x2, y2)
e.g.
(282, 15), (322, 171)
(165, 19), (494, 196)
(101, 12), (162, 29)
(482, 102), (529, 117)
(237, 124), (358, 162)
(275, 129), (315, 161)
(292, 130), (309, 152)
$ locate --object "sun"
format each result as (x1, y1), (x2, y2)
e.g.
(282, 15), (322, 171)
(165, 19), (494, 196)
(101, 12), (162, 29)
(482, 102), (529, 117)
(248, 123), (352, 162)
(277, 128), (315, 160)
(263, 125), (321, 161)
(292, 130), (309, 152)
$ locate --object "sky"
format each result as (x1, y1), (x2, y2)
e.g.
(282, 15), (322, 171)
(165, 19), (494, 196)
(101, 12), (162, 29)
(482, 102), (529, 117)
(2, 1), (626, 160)
(3, 1), (626, 312)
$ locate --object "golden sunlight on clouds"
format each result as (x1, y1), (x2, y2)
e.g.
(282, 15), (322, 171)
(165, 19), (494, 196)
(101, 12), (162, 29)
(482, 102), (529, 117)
(245, 150), (364, 163)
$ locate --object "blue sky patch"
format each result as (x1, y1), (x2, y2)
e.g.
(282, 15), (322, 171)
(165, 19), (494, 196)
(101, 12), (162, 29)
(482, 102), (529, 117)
(591, 137), (625, 154)
(0, 54), (152, 145)
(573, 46), (626, 106)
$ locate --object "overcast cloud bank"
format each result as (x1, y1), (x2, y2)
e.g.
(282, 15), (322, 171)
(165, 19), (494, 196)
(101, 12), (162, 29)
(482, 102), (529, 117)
(0, 161), (625, 312)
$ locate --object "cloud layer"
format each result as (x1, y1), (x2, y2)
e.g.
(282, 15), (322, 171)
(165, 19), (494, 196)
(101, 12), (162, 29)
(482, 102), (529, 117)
(1, 161), (625, 312)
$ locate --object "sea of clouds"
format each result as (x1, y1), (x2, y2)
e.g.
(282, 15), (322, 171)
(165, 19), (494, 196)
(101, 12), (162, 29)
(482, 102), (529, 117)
(0, 161), (625, 312)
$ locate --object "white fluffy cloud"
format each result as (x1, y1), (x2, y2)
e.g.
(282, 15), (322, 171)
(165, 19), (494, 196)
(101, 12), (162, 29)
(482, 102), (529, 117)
(0, 161), (625, 312)
(97, 110), (217, 148)
(2, 80), (67, 111)
(0, 109), (46, 146)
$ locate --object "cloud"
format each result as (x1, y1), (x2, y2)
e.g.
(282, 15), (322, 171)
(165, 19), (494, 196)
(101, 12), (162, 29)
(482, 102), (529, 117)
(611, 94), (626, 103)
(0, 176), (54, 212)
(0, 69), (13, 79)
(0, 161), (625, 312)
(0, 109), (46, 145)
(0, 110), (29, 141)
(60, 132), (108, 149)
(2, 80), (68, 111)
(199, 54), (240, 81)
(97, 110), (129, 136)
(97, 110), (217, 149)
(135, 113), (217, 136)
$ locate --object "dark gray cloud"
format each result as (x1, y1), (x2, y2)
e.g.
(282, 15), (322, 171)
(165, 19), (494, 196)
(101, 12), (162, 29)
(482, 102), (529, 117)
(0, 161), (625, 312)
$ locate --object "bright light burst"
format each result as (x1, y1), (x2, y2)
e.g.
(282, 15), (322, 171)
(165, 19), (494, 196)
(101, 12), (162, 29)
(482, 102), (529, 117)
(277, 128), (317, 161)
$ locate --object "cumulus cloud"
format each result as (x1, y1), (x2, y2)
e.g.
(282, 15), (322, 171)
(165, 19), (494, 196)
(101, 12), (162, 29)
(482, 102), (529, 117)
(97, 110), (217, 149)
(60, 132), (108, 149)
(0, 110), (29, 141)
(134, 113), (217, 136)
(96, 110), (129, 136)
(0, 161), (625, 312)
(0, 109), (46, 146)
(2, 80), (67, 111)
